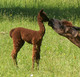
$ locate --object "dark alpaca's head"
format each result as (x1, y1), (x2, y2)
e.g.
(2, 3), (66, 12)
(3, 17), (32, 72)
(37, 9), (49, 22)
(48, 19), (65, 34)
(48, 19), (78, 37)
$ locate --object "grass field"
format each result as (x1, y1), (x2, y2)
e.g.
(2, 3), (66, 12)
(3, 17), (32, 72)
(0, 0), (80, 77)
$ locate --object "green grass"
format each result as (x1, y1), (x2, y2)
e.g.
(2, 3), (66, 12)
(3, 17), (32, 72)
(0, 0), (80, 77)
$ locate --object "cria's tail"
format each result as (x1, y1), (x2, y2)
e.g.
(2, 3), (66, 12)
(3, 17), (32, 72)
(10, 28), (15, 38)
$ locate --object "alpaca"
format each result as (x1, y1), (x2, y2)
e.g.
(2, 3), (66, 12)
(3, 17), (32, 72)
(10, 9), (49, 69)
(48, 19), (80, 48)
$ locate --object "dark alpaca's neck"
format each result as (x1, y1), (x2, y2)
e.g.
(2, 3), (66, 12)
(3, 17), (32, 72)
(38, 19), (45, 36)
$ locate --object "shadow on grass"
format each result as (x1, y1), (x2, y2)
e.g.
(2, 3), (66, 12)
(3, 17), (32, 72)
(0, 6), (80, 20)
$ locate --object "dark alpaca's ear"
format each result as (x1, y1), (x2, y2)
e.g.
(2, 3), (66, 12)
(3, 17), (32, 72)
(61, 20), (73, 32)
(60, 20), (70, 32)
(64, 26), (78, 37)
(61, 20), (78, 37)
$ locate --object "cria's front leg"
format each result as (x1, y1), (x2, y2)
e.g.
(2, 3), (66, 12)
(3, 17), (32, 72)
(32, 44), (39, 70)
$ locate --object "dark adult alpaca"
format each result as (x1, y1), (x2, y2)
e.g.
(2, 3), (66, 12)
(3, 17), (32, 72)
(48, 19), (80, 48)
(10, 9), (49, 69)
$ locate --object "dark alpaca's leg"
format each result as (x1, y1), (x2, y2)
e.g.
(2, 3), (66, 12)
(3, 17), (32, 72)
(11, 38), (24, 67)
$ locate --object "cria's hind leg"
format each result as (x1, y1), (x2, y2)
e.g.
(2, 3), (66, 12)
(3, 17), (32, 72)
(11, 38), (24, 67)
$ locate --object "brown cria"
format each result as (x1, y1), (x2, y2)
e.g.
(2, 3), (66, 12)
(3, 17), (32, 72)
(10, 9), (49, 69)
(48, 19), (80, 48)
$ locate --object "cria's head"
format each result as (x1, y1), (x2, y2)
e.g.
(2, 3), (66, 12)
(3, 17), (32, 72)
(37, 9), (49, 22)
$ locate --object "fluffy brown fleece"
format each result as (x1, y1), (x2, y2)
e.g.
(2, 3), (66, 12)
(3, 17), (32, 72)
(10, 9), (49, 69)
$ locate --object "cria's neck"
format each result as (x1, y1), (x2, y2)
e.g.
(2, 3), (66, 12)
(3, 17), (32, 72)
(38, 20), (45, 35)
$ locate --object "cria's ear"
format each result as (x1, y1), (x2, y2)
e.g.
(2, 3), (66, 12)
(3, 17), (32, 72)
(71, 28), (78, 37)
(40, 9), (43, 13)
